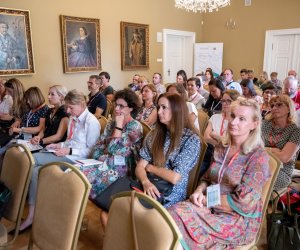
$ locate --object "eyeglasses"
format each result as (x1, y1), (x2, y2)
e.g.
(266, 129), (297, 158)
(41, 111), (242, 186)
(270, 102), (285, 109)
(157, 104), (170, 111)
(114, 103), (129, 109)
(221, 99), (232, 104)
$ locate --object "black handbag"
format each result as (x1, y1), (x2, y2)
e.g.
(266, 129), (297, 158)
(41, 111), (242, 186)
(93, 174), (173, 212)
(0, 181), (11, 219)
(267, 191), (300, 250)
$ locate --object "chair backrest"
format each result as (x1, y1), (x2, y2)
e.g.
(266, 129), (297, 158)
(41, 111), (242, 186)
(139, 120), (151, 140)
(98, 115), (108, 134)
(28, 162), (91, 250)
(187, 135), (208, 197)
(0, 144), (34, 246)
(237, 151), (281, 250)
(104, 99), (113, 118)
(103, 191), (184, 250)
(198, 110), (209, 135)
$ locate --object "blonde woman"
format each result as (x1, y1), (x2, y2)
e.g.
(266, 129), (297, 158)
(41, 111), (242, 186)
(168, 98), (270, 249)
(262, 95), (300, 190)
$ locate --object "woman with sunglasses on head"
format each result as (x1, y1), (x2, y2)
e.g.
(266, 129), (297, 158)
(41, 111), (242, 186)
(80, 89), (143, 199)
(168, 98), (270, 249)
(262, 95), (300, 190)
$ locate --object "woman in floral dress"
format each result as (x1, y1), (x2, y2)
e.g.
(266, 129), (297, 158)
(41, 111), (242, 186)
(167, 98), (270, 249)
(80, 89), (143, 199)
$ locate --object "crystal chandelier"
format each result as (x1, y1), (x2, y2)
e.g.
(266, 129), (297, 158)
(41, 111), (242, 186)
(175, 0), (231, 13)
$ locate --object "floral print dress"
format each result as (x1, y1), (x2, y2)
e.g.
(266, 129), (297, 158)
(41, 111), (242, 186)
(167, 145), (270, 249)
(135, 104), (157, 129)
(80, 119), (143, 199)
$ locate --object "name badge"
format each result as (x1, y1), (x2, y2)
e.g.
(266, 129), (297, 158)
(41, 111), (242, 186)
(206, 184), (221, 208)
(114, 155), (126, 166)
(23, 133), (32, 140)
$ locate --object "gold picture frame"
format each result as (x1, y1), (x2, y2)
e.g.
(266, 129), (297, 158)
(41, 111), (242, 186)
(0, 8), (34, 75)
(120, 21), (149, 70)
(61, 15), (101, 73)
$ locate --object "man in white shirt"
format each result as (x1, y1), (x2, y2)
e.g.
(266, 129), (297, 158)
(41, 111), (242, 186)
(152, 72), (166, 95)
(223, 68), (243, 95)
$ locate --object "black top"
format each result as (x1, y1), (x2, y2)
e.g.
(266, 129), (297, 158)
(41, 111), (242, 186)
(44, 105), (68, 144)
(87, 91), (107, 115)
(203, 95), (222, 117)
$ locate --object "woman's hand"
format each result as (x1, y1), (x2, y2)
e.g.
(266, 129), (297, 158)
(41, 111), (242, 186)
(115, 113), (125, 128)
(31, 136), (40, 145)
(210, 131), (221, 142)
(190, 190), (206, 207)
(54, 147), (70, 156)
(45, 143), (60, 149)
(142, 179), (160, 200)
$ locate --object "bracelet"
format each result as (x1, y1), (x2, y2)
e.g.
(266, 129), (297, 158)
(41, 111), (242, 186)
(69, 148), (72, 155)
(39, 139), (44, 147)
(115, 126), (123, 131)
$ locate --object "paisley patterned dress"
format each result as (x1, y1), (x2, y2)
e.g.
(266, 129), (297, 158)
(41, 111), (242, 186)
(80, 119), (143, 199)
(167, 145), (270, 249)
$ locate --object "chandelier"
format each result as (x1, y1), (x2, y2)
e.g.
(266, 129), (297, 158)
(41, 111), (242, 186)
(175, 0), (231, 13)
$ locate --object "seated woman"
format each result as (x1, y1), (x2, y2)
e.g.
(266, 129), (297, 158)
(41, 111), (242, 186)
(176, 69), (188, 89)
(187, 77), (205, 110)
(262, 95), (300, 191)
(240, 79), (263, 104)
(0, 78), (25, 127)
(260, 84), (277, 119)
(0, 79), (13, 124)
(80, 88), (143, 199)
(20, 89), (100, 231)
(203, 79), (225, 117)
(167, 83), (199, 131)
(136, 93), (200, 206)
(10, 87), (48, 139)
(100, 93), (201, 227)
(168, 97), (270, 249)
(30, 85), (69, 146)
(202, 69), (214, 89)
(135, 84), (157, 128)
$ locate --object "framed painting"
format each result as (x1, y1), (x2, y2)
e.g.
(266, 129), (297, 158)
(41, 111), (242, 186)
(61, 15), (101, 73)
(120, 21), (149, 70)
(0, 8), (34, 75)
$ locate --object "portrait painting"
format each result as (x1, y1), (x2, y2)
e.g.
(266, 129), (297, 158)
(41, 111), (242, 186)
(61, 15), (101, 73)
(0, 8), (34, 75)
(120, 22), (149, 70)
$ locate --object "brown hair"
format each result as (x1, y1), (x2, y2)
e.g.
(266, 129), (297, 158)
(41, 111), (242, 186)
(24, 87), (45, 110)
(141, 84), (157, 103)
(151, 93), (198, 167)
(4, 78), (25, 118)
(166, 83), (188, 102)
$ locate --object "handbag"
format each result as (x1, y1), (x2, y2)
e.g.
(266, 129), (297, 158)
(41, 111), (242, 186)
(93, 173), (173, 212)
(0, 181), (12, 219)
(267, 191), (300, 250)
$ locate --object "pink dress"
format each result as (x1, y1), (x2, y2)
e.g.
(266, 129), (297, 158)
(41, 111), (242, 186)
(167, 145), (270, 249)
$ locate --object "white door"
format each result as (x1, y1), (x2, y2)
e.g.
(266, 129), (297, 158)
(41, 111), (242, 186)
(163, 29), (195, 84)
(264, 29), (300, 81)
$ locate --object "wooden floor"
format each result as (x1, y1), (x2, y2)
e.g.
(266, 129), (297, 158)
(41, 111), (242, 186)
(8, 200), (268, 250)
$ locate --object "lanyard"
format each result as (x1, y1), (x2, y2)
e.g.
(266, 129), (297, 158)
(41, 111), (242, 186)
(269, 128), (284, 147)
(26, 104), (45, 127)
(219, 115), (226, 136)
(211, 100), (221, 111)
(218, 146), (240, 183)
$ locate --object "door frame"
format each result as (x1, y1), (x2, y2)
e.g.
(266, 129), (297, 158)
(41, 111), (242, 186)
(163, 29), (196, 82)
(263, 28), (300, 74)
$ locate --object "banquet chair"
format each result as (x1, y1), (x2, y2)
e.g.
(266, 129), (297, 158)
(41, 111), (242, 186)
(103, 191), (186, 250)
(0, 144), (34, 248)
(187, 136), (207, 197)
(28, 162), (91, 250)
(198, 110), (209, 136)
(104, 99), (113, 118)
(236, 152), (281, 250)
(98, 115), (108, 134)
